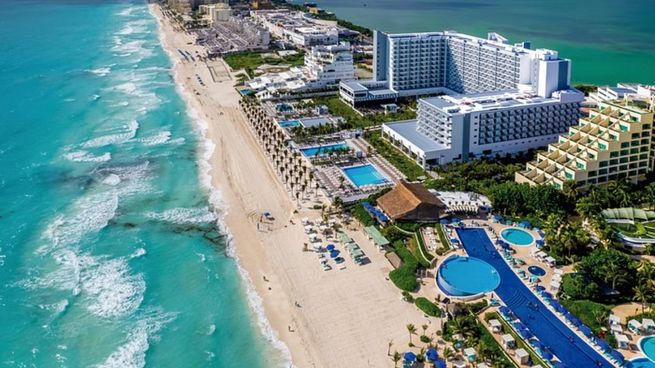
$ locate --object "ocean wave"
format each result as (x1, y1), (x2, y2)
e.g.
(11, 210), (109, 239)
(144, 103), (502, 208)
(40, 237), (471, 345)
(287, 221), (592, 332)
(138, 130), (171, 146)
(95, 308), (176, 368)
(41, 192), (119, 252)
(86, 66), (113, 77)
(102, 173), (121, 186)
(130, 248), (146, 259)
(81, 257), (145, 318)
(38, 299), (70, 315)
(81, 120), (139, 149)
(145, 207), (217, 225)
(63, 150), (112, 163)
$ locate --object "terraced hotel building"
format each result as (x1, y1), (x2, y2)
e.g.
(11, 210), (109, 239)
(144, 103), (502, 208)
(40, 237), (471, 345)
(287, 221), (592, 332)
(515, 98), (655, 188)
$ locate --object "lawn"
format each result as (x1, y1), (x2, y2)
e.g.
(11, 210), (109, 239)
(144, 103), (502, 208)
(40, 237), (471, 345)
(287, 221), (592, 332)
(560, 299), (614, 334)
(311, 96), (416, 129)
(223, 51), (305, 78)
(366, 131), (426, 181)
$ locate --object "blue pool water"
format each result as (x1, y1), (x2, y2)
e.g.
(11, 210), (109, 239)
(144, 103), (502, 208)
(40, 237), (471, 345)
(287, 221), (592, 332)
(501, 228), (535, 246)
(300, 142), (349, 156)
(437, 256), (501, 296)
(457, 228), (613, 368)
(239, 88), (253, 96)
(528, 265), (546, 277)
(630, 357), (655, 368)
(279, 120), (302, 128)
(640, 336), (655, 363)
(342, 164), (389, 187)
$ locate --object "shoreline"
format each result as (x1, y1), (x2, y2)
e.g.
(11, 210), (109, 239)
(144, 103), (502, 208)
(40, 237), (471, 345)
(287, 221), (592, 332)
(150, 4), (433, 367)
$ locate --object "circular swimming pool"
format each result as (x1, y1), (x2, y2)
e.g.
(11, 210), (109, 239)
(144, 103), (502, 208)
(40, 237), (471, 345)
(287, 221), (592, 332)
(640, 336), (655, 363)
(501, 228), (534, 246)
(437, 256), (500, 297)
(630, 357), (655, 368)
(528, 265), (546, 277)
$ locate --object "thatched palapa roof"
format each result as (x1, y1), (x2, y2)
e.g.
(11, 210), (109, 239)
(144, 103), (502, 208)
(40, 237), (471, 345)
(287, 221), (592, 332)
(377, 181), (445, 221)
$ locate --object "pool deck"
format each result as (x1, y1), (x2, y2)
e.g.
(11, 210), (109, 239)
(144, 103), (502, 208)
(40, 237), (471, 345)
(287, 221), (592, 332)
(457, 227), (615, 368)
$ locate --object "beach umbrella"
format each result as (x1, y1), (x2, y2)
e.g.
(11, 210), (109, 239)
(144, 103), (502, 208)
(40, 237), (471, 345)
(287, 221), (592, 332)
(435, 359), (447, 368)
(580, 325), (593, 337)
(517, 328), (533, 339)
(535, 285), (546, 292)
(540, 350), (553, 361)
(530, 340), (544, 350)
(596, 339), (611, 352)
(425, 348), (439, 362)
(330, 250), (339, 258)
(326, 244), (335, 251)
(610, 350), (625, 363)
(404, 352), (417, 362)
(440, 219), (449, 225)
(499, 306), (511, 316)
(568, 316), (582, 327)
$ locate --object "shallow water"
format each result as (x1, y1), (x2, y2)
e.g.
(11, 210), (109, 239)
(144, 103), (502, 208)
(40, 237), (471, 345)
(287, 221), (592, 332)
(0, 1), (286, 366)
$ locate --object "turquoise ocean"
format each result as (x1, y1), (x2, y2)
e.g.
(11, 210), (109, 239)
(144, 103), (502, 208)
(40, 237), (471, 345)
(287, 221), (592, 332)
(304, 0), (655, 85)
(0, 1), (287, 367)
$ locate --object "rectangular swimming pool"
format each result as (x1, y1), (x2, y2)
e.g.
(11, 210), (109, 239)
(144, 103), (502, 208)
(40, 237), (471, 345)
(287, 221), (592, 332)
(342, 164), (389, 187)
(299, 142), (349, 157)
(278, 120), (302, 128)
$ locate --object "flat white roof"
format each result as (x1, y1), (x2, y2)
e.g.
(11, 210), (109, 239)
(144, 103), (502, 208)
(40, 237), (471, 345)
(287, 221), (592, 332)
(383, 120), (447, 154)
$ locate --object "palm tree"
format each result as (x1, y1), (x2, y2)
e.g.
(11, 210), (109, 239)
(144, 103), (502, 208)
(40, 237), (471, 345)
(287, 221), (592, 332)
(387, 340), (393, 356)
(442, 347), (454, 361)
(391, 351), (401, 368)
(406, 324), (417, 346)
(421, 324), (428, 338)
(633, 283), (652, 313)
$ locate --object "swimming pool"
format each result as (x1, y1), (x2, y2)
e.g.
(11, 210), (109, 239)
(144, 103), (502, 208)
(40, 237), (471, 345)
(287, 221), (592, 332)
(630, 357), (655, 368)
(501, 228), (534, 246)
(437, 255), (501, 297)
(457, 228), (613, 368)
(528, 265), (546, 277)
(279, 120), (302, 128)
(300, 142), (349, 157)
(341, 164), (389, 187)
(640, 336), (655, 363)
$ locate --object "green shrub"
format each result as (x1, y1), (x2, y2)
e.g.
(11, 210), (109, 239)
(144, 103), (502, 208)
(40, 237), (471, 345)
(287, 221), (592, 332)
(561, 274), (600, 300)
(415, 297), (441, 317)
(402, 291), (414, 303)
(419, 335), (431, 343)
(389, 268), (418, 291)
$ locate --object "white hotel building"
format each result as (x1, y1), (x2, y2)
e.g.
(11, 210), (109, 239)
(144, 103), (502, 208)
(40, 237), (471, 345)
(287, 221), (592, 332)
(247, 43), (355, 100)
(345, 30), (583, 167)
(383, 89), (582, 167)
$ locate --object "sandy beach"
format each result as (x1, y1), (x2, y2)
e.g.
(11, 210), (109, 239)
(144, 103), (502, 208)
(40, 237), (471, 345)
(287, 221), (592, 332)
(150, 5), (433, 367)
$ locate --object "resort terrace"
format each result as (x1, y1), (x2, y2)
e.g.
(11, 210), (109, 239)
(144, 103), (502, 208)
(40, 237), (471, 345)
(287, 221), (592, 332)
(455, 227), (616, 368)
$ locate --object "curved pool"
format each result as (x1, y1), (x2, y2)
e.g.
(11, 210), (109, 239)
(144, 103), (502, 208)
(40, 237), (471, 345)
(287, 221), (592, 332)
(501, 228), (534, 246)
(528, 265), (546, 276)
(437, 255), (500, 297)
(640, 336), (655, 363)
(630, 357), (655, 368)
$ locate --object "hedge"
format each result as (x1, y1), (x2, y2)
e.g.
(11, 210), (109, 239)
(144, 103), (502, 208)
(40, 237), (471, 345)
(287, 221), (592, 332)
(415, 297), (441, 317)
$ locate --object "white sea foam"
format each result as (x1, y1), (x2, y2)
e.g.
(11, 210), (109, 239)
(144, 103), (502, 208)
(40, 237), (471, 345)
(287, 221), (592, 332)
(87, 66), (112, 77)
(102, 174), (122, 186)
(64, 150), (111, 163)
(145, 207), (216, 225)
(138, 130), (171, 146)
(81, 120), (139, 148)
(41, 192), (119, 252)
(130, 248), (147, 259)
(38, 299), (69, 315)
(117, 6), (136, 17)
(207, 324), (216, 335)
(94, 309), (176, 368)
(81, 257), (145, 318)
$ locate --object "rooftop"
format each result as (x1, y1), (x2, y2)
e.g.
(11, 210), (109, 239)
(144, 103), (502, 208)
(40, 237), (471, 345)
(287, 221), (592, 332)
(383, 120), (447, 153)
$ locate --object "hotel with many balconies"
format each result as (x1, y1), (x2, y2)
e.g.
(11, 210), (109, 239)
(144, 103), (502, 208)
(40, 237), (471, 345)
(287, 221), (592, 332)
(382, 88), (583, 167)
(515, 96), (655, 188)
(340, 30), (572, 106)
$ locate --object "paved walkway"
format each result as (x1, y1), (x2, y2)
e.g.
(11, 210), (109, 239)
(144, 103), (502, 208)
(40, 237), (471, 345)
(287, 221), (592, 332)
(457, 228), (614, 368)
